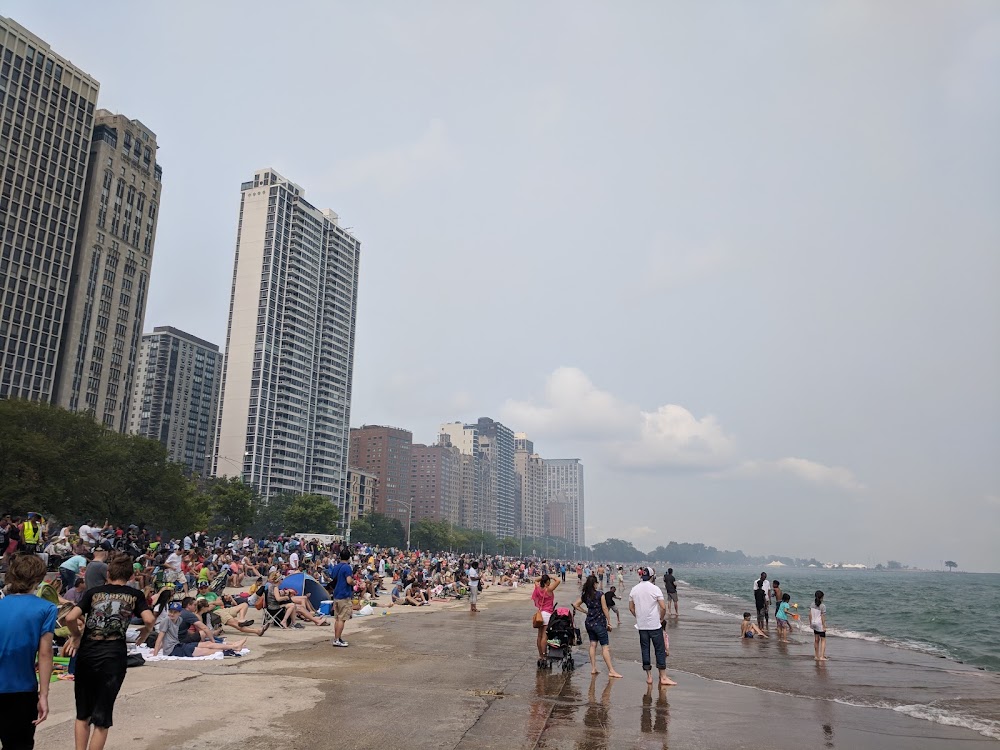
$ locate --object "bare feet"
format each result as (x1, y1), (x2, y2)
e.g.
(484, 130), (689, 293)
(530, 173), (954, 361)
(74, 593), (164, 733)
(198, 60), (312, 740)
(592, 669), (599, 675)
(660, 677), (677, 686)
(609, 671), (623, 678)
(230, 638), (248, 650)
(646, 673), (654, 685)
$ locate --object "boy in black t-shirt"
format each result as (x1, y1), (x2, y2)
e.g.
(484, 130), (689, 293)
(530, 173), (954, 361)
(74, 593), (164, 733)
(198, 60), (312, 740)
(64, 554), (155, 749)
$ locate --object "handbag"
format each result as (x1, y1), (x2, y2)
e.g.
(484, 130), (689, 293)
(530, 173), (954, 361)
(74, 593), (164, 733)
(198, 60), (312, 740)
(532, 610), (544, 629)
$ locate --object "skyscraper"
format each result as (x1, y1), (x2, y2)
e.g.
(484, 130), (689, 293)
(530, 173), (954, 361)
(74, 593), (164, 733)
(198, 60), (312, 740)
(0, 18), (100, 401)
(476, 417), (516, 538)
(411, 439), (462, 524)
(348, 425), (412, 523)
(127, 326), (220, 477)
(514, 432), (546, 539)
(54, 109), (162, 429)
(544, 458), (585, 547)
(214, 169), (360, 521)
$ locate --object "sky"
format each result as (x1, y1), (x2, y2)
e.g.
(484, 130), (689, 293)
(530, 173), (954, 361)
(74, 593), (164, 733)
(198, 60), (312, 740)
(10, 1), (999, 571)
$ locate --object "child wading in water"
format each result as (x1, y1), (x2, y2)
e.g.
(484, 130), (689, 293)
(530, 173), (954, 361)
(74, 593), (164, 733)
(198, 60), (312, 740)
(810, 590), (828, 661)
(775, 593), (793, 642)
(740, 612), (769, 639)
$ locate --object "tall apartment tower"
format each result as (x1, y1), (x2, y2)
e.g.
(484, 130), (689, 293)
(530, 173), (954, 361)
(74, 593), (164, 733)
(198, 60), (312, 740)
(346, 467), (378, 525)
(54, 110), (162, 429)
(0, 19), (99, 401)
(476, 417), (516, 538)
(411, 439), (462, 524)
(214, 169), (360, 521)
(514, 433), (546, 539)
(348, 425), (412, 523)
(440, 421), (491, 532)
(127, 326), (220, 477)
(544, 458), (585, 547)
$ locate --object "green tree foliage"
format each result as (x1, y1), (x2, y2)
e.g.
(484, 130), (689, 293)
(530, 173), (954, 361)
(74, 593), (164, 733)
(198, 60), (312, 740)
(945, 560), (958, 571)
(205, 476), (257, 535)
(249, 492), (294, 537)
(647, 542), (756, 565)
(350, 512), (405, 548)
(284, 493), (341, 534)
(591, 538), (646, 563)
(0, 399), (201, 533)
(410, 518), (451, 551)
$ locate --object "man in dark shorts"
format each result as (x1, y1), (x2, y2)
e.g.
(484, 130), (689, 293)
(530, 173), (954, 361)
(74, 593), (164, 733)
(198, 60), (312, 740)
(662, 568), (679, 617)
(65, 554), (155, 750)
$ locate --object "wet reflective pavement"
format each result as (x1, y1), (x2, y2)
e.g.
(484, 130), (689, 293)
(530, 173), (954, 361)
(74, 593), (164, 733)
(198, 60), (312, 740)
(249, 593), (992, 750)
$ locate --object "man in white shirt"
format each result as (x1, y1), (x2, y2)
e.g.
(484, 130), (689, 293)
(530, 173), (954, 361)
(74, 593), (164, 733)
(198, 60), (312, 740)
(289, 551), (300, 570)
(164, 547), (185, 590)
(467, 561), (480, 613)
(629, 567), (676, 686)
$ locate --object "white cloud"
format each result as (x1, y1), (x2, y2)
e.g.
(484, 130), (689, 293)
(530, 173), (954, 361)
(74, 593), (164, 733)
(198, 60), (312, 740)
(613, 405), (736, 470)
(502, 367), (637, 440)
(330, 119), (459, 193)
(731, 458), (865, 492)
(504, 367), (862, 492)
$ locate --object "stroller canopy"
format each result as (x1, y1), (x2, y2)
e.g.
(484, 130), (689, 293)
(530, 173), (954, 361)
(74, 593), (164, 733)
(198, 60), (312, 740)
(281, 572), (327, 610)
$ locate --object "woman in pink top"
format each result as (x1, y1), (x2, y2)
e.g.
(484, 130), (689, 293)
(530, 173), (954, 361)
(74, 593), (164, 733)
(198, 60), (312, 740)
(532, 573), (560, 658)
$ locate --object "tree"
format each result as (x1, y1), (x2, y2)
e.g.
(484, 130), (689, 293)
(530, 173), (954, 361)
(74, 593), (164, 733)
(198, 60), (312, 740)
(283, 494), (341, 534)
(249, 492), (294, 537)
(205, 476), (257, 535)
(887, 560), (902, 570)
(591, 538), (645, 563)
(945, 560), (958, 571)
(350, 512), (405, 548)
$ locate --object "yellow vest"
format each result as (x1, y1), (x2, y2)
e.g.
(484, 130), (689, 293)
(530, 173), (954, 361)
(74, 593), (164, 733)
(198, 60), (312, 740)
(23, 521), (40, 545)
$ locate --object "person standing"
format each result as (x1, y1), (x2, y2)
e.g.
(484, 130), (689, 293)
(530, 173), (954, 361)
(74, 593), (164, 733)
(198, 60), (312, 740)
(327, 548), (354, 647)
(467, 561), (481, 612)
(753, 572), (771, 629)
(629, 567), (676, 686)
(810, 590), (828, 662)
(84, 543), (111, 590)
(573, 574), (622, 678)
(663, 568), (679, 617)
(532, 574), (560, 659)
(64, 554), (155, 750)
(0, 554), (56, 749)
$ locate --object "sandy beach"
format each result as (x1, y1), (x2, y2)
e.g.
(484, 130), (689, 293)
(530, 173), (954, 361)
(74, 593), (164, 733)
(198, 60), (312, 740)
(31, 582), (997, 749)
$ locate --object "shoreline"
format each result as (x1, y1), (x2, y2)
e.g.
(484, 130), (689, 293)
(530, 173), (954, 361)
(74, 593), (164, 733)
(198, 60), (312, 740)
(30, 579), (1000, 748)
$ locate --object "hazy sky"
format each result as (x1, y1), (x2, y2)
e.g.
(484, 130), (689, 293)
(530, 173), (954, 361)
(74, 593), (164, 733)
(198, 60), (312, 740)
(12, 2), (999, 570)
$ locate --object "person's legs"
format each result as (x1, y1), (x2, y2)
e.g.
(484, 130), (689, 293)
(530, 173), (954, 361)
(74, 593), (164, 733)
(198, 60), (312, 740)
(224, 617), (264, 636)
(75, 719), (91, 750)
(536, 626), (546, 658)
(87, 726), (111, 750)
(588, 639), (598, 674)
(192, 638), (246, 656)
(639, 629), (653, 681)
(0, 691), (39, 750)
(60, 566), (76, 591)
(600, 643), (622, 678)
(649, 628), (676, 686)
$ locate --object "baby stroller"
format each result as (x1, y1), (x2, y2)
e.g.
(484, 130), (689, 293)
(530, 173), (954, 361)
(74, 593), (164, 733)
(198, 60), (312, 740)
(538, 605), (577, 672)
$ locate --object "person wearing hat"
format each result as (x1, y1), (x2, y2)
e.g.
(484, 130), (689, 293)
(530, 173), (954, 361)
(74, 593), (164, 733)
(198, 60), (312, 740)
(628, 567), (677, 687)
(153, 601), (247, 658)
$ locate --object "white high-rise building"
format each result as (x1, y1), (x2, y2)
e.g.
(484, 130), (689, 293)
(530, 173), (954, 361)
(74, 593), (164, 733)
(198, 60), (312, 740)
(214, 169), (360, 521)
(544, 458), (585, 548)
(514, 433), (546, 540)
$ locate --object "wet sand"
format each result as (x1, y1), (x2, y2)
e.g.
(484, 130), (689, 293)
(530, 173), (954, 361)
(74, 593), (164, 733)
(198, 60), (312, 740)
(31, 583), (995, 749)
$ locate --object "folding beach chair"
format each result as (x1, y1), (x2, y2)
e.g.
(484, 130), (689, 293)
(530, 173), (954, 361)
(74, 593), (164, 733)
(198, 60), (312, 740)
(259, 584), (288, 629)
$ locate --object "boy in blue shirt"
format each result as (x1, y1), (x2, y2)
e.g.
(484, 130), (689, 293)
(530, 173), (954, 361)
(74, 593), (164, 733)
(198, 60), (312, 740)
(0, 553), (56, 749)
(327, 548), (354, 648)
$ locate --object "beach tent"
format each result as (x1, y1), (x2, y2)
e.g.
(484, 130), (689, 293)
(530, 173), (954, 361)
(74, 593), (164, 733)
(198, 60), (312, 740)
(281, 572), (328, 610)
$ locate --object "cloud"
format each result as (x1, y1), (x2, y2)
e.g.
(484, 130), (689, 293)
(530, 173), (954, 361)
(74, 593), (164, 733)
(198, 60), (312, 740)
(502, 367), (637, 440)
(504, 367), (862, 492)
(330, 119), (460, 193)
(613, 405), (736, 470)
(730, 458), (865, 492)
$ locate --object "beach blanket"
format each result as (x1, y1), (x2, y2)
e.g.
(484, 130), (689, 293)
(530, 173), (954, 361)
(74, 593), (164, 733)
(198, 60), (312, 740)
(132, 645), (250, 662)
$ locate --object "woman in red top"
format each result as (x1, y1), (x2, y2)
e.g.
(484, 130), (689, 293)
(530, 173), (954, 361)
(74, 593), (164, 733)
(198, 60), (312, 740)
(532, 573), (560, 659)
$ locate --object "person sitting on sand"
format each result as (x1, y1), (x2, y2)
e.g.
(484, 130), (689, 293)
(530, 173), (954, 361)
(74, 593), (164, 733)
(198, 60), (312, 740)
(154, 602), (247, 657)
(741, 612), (769, 639)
